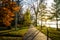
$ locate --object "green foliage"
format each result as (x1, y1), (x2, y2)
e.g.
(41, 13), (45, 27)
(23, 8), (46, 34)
(23, 9), (31, 26)
(53, 0), (60, 18)
(51, 0), (60, 30)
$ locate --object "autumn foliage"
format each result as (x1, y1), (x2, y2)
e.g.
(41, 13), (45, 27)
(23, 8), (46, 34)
(0, 0), (20, 26)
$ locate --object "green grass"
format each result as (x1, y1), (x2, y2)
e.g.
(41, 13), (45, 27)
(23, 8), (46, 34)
(8, 28), (28, 37)
(36, 26), (60, 40)
(0, 27), (28, 40)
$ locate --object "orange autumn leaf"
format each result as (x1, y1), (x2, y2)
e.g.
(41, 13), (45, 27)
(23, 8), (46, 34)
(4, 21), (11, 26)
(10, 2), (16, 5)
(8, 11), (15, 16)
(12, 6), (20, 12)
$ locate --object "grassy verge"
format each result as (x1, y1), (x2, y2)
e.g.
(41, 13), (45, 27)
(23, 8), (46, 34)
(36, 26), (60, 40)
(0, 36), (22, 40)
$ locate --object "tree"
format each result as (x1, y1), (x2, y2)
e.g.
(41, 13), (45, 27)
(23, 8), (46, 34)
(53, 0), (60, 30)
(55, 0), (60, 30)
(38, 3), (46, 30)
(46, 0), (60, 30)
(23, 9), (31, 26)
(31, 0), (44, 26)
(0, 0), (20, 27)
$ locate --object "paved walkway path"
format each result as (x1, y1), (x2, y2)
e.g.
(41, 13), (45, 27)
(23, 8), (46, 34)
(23, 25), (51, 40)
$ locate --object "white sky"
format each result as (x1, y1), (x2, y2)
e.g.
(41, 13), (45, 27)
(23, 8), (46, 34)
(46, 0), (54, 7)
(21, 0), (54, 13)
(45, 0), (54, 10)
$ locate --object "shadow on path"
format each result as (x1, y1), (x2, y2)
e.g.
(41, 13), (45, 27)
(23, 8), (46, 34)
(23, 25), (51, 40)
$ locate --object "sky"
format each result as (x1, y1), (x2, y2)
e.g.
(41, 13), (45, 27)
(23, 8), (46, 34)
(46, 0), (54, 7)
(20, 0), (38, 13)
(19, 0), (54, 13)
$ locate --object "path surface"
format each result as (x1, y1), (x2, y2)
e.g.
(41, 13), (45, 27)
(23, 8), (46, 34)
(23, 25), (51, 40)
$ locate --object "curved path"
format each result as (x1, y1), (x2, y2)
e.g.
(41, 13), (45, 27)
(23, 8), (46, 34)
(23, 25), (51, 40)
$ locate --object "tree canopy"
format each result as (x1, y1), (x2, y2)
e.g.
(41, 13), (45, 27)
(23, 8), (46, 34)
(0, 0), (20, 26)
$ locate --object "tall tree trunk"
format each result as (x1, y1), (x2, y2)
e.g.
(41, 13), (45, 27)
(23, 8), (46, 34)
(41, 19), (42, 30)
(55, 10), (58, 30)
(41, 13), (42, 30)
(36, 13), (37, 26)
(56, 17), (58, 30)
(15, 13), (18, 30)
(40, 12), (43, 30)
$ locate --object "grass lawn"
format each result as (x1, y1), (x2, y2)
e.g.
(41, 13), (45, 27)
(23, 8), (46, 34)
(0, 27), (28, 40)
(36, 26), (60, 40)
(8, 28), (28, 37)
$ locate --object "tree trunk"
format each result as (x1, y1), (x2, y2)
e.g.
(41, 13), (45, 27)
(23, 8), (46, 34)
(15, 13), (18, 30)
(41, 17), (42, 30)
(56, 11), (58, 30)
(36, 13), (37, 26)
(56, 18), (58, 30)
